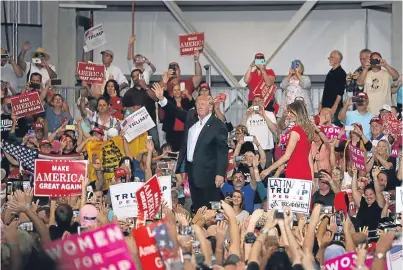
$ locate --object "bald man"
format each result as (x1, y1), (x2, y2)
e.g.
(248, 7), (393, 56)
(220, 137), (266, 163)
(1, 48), (23, 90)
(153, 84), (228, 210)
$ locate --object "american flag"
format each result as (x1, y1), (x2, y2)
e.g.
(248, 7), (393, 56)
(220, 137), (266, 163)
(152, 222), (183, 270)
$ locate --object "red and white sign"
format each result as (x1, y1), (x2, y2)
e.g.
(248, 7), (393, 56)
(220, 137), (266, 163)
(214, 93), (227, 104)
(253, 80), (277, 108)
(391, 142), (399, 158)
(347, 144), (366, 171)
(44, 223), (136, 270)
(136, 175), (162, 220)
(34, 160), (87, 197)
(324, 252), (379, 270)
(133, 221), (165, 270)
(179, 33), (204, 56)
(383, 114), (402, 137)
(10, 92), (44, 119)
(76, 62), (105, 85)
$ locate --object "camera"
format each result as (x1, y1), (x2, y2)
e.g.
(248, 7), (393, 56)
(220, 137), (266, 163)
(215, 212), (224, 221)
(29, 82), (41, 90)
(210, 201), (221, 210)
(320, 205), (333, 214)
(32, 58), (41, 64)
(1, 54), (9, 61)
(235, 155), (245, 162)
(314, 172), (322, 179)
(352, 97), (364, 103)
(253, 106), (260, 111)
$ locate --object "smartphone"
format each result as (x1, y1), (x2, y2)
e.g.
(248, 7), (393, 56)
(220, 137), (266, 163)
(147, 135), (152, 140)
(215, 212), (224, 221)
(22, 181), (30, 192)
(254, 59), (265, 65)
(226, 192), (233, 198)
(275, 210), (284, 219)
(27, 129), (36, 137)
(6, 182), (13, 195)
(180, 82), (185, 92)
(179, 225), (194, 235)
(32, 58), (41, 64)
(314, 172), (322, 179)
(78, 226), (88, 235)
(167, 152), (179, 159)
(320, 205), (333, 214)
(370, 59), (380, 65)
(253, 106), (260, 111)
(210, 201), (221, 210)
(352, 97), (364, 103)
(65, 125), (75, 131)
(244, 136), (253, 142)
(29, 82), (41, 90)
(18, 222), (33, 231)
(51, 79), (62, 86)
(1, 54), (9, 60)
(157, 162), (169, 169)
(168, 64), (177, 76)
(291, 60), (298, 69)
(73, 210), (80, 217)
(86, 185), (93, 192)
(235, 155), (245, 162)
(345, 126), (354, 131)
(124, 159), (131, 167)
(139, 74), (144, 80)
(121, 175), (127, 183)
(193, 239), (201, 254)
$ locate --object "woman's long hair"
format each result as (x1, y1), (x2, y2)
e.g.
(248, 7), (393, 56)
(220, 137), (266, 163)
(288, 100), (315, 141)
(103, 79), (120, 101)
(230, 190), (246, 211)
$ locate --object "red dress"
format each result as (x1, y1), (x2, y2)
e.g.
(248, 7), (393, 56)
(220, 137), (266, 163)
(285, 125), (312, 180)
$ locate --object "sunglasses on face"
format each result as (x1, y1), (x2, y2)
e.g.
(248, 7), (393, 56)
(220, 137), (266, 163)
(35, 53), (45, 58)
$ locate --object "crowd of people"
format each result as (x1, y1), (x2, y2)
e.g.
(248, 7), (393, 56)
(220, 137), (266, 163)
(0, 31), (402, 270)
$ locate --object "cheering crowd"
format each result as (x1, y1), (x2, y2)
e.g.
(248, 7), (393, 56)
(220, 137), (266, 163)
(1, 32), (402, 270)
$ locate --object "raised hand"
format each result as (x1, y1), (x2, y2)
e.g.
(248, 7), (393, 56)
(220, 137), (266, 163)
(151, 82), (164, 101)
(23, 41), (30, 52)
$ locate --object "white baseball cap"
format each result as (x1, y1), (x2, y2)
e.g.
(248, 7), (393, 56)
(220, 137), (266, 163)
(380, 104), (392, 112)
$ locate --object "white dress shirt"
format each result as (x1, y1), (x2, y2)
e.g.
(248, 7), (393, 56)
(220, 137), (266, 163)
(158, 97), (211, 162)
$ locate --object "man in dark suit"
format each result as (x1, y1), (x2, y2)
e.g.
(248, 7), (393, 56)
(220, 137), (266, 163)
(152, 83), (228, 210)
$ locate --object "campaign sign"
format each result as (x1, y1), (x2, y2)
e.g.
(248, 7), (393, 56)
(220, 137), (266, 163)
(133, 221), (166, 269)
(76, 62), (105, 85)
(253, 81), (277, 108)
(179, 32), (204, 56)
(121, 107), (156, 142)
(34, 160), (87, 197)
(10, 91), (44, 119)
(84, 23), (107, 52)
(110, 182), (144, 219)
(158, 176), (172, 209)
(396, 187), (403, 213)
(267, 178), (312, 214)
(324, 252), (379, 270)
(136, 175), (162, 220)
(387, 245), (402, 270)
(347, 144), (366, 171)
(320, 126), (346, 140)
(44, 223), (136, 270)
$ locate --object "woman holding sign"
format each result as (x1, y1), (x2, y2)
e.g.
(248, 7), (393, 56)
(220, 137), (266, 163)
(260, 100), (315, 180)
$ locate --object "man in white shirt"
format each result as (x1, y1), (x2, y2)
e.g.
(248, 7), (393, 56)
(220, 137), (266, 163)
(1, 48), (23, 91)
(241, 94), (277, 168)
(101, 50), (129, 91)
(152, 83), (228, 210)
(127, 35), (156, 86)
(17, 42), (57, 85)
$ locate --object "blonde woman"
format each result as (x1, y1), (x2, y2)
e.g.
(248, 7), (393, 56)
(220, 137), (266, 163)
(278, 60), (313, 117)
(261, 100), (315, 180)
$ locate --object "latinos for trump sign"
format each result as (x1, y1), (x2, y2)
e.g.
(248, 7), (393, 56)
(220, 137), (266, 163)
(84, 23), (107, 52)
(44, 223), (136, 270)
(34, 160), (87, 197)
(109, 182), (144, 219)
(76, 62), (105, 85)
(267, 178), (313, 214)
(121, 107), (155, 142)
(179, 33), (204, 56)
(10, 91), (44, 119)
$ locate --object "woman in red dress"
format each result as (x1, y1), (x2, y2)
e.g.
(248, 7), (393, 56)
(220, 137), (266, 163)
(260, 100), (314, 180)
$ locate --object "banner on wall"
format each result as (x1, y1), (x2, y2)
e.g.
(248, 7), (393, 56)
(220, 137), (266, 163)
(44, 224), (136, 270)
(110, 182), (144, 219)
(10, 91), (44, 119)
(267, 178), (312, 214)
(121, 107), (155, 142)
(34, 160), (87, 197)
(179, 32), (204, 56)
(76, 62), (105, 85)
(84, 23), (107, 52)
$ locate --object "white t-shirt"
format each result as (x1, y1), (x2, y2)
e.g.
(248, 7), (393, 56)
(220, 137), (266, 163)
(128, 61), (154, 86)
(104, 64), (128, 86)
(1, 63), (19, 90)
(246, 111), (276, 150)
(25, 62), (56, 86)
(363, 70), (393, 115)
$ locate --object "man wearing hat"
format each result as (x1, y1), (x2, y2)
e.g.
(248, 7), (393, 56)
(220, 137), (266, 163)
(243, 53), (276, 103)
(100, 49), (129, 90)
(160, 51), (202, 97)
(1, 48), (23, 90)
(17, 41), (57, 85)
(338, 92), (374, 138)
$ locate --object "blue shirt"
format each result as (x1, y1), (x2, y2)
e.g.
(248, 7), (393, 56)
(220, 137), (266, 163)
(221, 182), (255, 213)
(345, 110), (374, 139)
(45, 103), (73, 133)
(397, 86), (402, 105)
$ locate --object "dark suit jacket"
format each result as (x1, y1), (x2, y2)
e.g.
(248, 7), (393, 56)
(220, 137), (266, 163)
(161, 98), (228, 188)
(161, 91), (195, 134)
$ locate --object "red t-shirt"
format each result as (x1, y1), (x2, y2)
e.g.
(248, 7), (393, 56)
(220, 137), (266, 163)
(247, 69), (276, 101)
(109, 96), (123, 120)
(285, 125), (312, 181)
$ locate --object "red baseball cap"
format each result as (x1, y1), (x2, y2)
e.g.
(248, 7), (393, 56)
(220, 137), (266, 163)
(90, 127), (104, 136)
(32, 122), (44, 130)
(370, 116), (382, 125)
(255, 53), (265, 59)
(199, 83), (210, 91)
(114, 168), (127, 178)
(39, 140), (52, 147)
(353, 123), (363, 132)
(356, 92), (368, 100)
